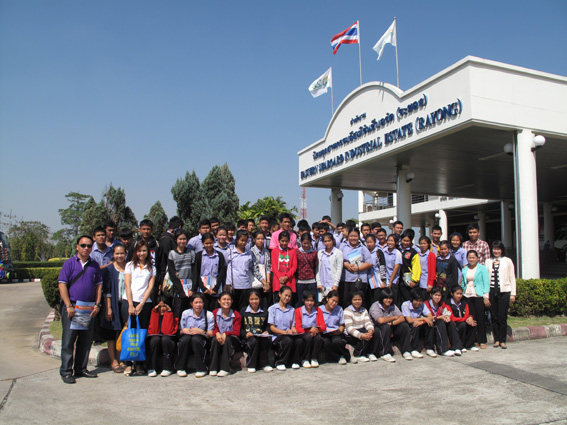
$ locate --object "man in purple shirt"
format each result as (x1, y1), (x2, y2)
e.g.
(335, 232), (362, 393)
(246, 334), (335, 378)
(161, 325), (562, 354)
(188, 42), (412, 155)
(58, 235), (103, 384)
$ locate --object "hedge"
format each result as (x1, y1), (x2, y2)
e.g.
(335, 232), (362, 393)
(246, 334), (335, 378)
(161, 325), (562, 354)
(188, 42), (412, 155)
(13, 261), (65, 269)
(13, 267), (62, 280)
(509, 278), (567, 317)
(41, 269), (63, 310)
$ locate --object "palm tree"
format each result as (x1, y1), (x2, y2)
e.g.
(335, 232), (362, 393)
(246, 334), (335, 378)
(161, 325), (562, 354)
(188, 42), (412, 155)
(237, 196), (298, 221)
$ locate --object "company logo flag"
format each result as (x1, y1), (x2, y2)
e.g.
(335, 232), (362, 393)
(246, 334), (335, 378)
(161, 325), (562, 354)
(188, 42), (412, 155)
(308, 67), (333, 98)
(331, 21), (359, 55)
(372, 20), (396, 60)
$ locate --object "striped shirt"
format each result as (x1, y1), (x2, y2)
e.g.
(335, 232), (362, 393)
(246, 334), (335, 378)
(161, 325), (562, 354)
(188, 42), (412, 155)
(344, 305), (374, 339)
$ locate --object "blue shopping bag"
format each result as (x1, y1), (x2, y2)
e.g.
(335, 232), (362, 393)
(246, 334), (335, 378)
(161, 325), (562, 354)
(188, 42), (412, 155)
(119, 316), (147, 362)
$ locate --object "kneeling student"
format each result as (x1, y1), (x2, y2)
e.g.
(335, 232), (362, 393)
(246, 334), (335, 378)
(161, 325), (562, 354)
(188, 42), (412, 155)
(210, 291), (242, 377)
(401, 288), (435, 359)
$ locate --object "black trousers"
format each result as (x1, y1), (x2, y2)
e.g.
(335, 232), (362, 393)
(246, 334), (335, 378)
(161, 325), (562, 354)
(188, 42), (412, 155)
(210, 335), (239, 372)
(454, 321), (477, 349)
(59, 304), (95, 376)
(426, 320), (462, 353)
(232, 289), (250, 312)
(167, 295), (189, 321)
(409, 322), (432, 351)
(176, 334), (209, 372)
(398, 283), (413, 308)
(272, 335), (294, 367)
(466, 296), (487, 344)
(321, 333), (350, 362)
(375, 322), (411, 355)
(345, 329), (381, 357)
(147, 335), (176, 372)
(243, 335), (271, 369)
(292, 332), (323, 363)
(490, 291), (511, 343)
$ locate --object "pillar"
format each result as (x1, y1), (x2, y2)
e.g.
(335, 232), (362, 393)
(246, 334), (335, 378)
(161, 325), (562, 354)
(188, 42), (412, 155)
(543, 203), (554, 249)
(358, 191), (365, 215)
(330, 188), (343, 225)
(515, 129), (540, 279)
(477, 212), (486, 241)
(396, 166), (411, 229)
(437, 210), (448, 238)
(501, 201), (513, 249)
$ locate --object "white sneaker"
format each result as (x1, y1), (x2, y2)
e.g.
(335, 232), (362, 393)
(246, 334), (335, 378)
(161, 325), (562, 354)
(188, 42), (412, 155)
(148, 369), (157, 377)
(276, 364), (286, 371)
(310, 360), (319, 368)
(368, 354), (378, 362)
(350, 356), (358, 364)
(411, 350), (424, 359)
(177, 370), (187, 377)
(470, 346), (480, 352)
(338, 357), (347, 365)
(462, 348), (467, 353)
(381, 354), (396, 363)
(358, 356), (370, 362)
(426, 349), (438, 358)
(217, 370), (230, 377)
(403, 352), (413, 361)
(247, 368), (256, 373)
(195, 371), (207, 378)
(302, 361), (311, 368)
(209, 370), (218, 376)
(291, 363), (300, 370)
(160, 370), (172, 377)
(454, 349), (462, 356)
(263, 366), (273, 372)
(442, 350), (455, 357)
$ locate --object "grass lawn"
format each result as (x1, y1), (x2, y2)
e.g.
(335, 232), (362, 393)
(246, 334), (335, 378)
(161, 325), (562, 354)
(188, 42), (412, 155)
(507, 315), (567, 328)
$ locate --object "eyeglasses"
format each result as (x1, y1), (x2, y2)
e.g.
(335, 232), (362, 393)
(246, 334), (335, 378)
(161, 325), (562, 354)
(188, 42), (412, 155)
(79, 244), (93, 249)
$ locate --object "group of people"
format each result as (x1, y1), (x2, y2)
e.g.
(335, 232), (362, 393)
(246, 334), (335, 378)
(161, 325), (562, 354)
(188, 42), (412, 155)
(57, 213), (516, 383)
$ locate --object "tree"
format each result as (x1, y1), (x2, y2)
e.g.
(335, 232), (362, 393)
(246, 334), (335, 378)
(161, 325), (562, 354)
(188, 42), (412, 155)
(80, 198), (108, 236)
(171, 171), (208, 234)
(58, 192), (91, 243)
(102, 185), (137, 230)
(8, 221), (53, 261)
(200, 163), (239, 226)
(237, 196), (298, 222)
(144, 201), (168, 240)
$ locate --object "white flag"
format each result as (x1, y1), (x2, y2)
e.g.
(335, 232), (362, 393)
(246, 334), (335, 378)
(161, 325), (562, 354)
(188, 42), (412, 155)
(372, 20), (397, 60)
(308, 67), (333, 98)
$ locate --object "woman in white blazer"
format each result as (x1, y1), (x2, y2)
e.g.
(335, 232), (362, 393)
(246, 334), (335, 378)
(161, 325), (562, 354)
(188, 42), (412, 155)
(485, 241), (516, 349)
(316, 233), (344, 300)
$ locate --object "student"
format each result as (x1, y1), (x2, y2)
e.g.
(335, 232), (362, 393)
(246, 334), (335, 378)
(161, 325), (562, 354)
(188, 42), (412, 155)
(226, 230), (262, 311)
(226, 223), (236, 246)
(418, 236), (436, 299)
(401, 288), (434, 359)
(371, 222), (382, 236)
(320, 290), (350, 365)
(344, 290), (379, 362)
(460, 250), (490, 349)
(449, 232), (468, 284)
(334, 222), (346, 246)
(104, 219), (119, 251)
(269, 213), (297, 250)
(294, 290), (326, 368)
(376, 228), (388, 253)
(122, 240), (156, 376)
(392, 220), (404, 236)
(214, 226), (231, 264)
(340, 228), (373, 308)
(365, 234), (387, 307)
(268, 286), (298, 371)
(316, 232), (343, 300)
(128, 219), (159, 267)
(449, 285), (477, 351)
(176, 293), (215, 378)
(187, 219), (211, 254)
(462, 224), (490, 265)
(430, 225), (443, 256)
(91, 226), (113, 268)
(210, 292), (242, 377)
(166, 230), (196, 319)
(250, 231), (272, 310)
(485, 241), (516, 349)
(209, 217), (220, 237)
(156, 216), (184, 297)
(435, 241), (460, 302)
(424, 287), (462, 356)
(271, 231), (298, 305)
(147, 296), (179, 377)
(383, 234), (402, 305)
(369, 288), (412, 361)
(119, 228), (134, 258)
(193, 232), (227, 311)
(296, 233), (318, 307)
(360, 223), (372, 243)
(398, 231), (421, 307)
(240, 289), (272, 372)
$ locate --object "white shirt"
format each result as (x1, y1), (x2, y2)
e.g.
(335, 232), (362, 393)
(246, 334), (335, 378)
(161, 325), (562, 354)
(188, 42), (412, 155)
(123, 261), (156, 303)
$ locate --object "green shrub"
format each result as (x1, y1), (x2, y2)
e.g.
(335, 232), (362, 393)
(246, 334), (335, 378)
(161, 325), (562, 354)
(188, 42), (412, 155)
(41, 269), (63, 310)
(510, 278), (567, 317)
(14, 261), (65, 268)
(13, 267), (62, 279)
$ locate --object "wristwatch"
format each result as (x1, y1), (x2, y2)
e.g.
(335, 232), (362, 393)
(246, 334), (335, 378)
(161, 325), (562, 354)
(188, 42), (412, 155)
(95, 303), (102, 308)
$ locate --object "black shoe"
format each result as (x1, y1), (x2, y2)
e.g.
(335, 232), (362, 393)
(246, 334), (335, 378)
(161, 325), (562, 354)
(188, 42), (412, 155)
(75, 370), (98, 378)
(61, 374), (76, 384)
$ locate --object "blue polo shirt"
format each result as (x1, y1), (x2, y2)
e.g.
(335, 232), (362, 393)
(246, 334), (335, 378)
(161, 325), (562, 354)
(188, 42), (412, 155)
(383, 248), (402, 284)
(320, 305), (344, 331)
(215, 309), (235, 334)
(58, 255), (103, 302)
(180, 309), (215, 331)
(187, 234), (204, 253)
(341, 243), (372, 283)
(268, 303), (295, 340)
(401, 301), (432, 319)
(299, 306), (318, 328)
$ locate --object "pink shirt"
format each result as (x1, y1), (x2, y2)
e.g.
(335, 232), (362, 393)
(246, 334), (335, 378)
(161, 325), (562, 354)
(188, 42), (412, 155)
(269, 229), (297, 250)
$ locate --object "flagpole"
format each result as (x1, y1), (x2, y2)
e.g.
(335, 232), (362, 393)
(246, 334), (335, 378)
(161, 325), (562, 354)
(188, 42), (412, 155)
(358, 20), (362, 86)
(331, 85), (334, 117)
(394, 17), (399, 88)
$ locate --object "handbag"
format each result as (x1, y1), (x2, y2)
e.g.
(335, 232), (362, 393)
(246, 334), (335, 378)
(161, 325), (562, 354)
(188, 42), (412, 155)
(119, 316), (148, 362)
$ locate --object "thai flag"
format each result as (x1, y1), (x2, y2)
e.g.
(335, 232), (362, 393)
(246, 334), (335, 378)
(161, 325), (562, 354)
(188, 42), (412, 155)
(331, 21), (359, 55)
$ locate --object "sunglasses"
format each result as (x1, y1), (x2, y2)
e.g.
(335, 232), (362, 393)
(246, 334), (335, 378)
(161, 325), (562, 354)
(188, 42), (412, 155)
(79, 244), (93, 249)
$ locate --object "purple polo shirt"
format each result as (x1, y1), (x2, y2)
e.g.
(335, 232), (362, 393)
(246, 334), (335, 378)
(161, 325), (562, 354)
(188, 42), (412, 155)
(58, 255), (103, 302)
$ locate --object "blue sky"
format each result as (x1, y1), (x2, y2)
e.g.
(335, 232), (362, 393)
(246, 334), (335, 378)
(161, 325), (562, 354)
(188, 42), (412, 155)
(1, 0), (566, 234)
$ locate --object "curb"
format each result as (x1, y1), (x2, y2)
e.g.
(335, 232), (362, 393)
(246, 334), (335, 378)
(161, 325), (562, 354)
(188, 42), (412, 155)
(1, 278), (42, 283)
(38, 310), (567, 367)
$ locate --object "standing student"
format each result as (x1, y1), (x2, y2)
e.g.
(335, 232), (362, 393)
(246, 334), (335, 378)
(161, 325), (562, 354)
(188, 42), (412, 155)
(376, 228), (388, 253)
(226, 223), (236, 246)
(365, 234), (387, 307)
(449, 232), (467, 284)
(269, 213), (297, 250)
(340, 228), (373, 308)
(398, 231), (421, 307)
(430, 225), (443, 256)
(268, 286), (298, 371)
(210, 292), (242, 377)
(271, 231), (298, 305)
(401, 288), (434, 359)
(240, 289), (272, 373)
(226, 230), (262, 311)
(294, 290), (326, 368)
(460, 250), (490, 349)
(214, 226), (231, 263)
(435, 241), (460, 302)
(128, 219), (159, 268)
(176, 293), (215, 378)
(424, 287), (462, 357)
(187, 219), (211, 254)
(209, 217), (220, 237)
(316, 233), (343, 301)
(418, 236), (436, 300)
(250, 231), (272, 310)
(147, 296), (179, 377)
(156, 216), (184, 298)
(193, 232), (227, 311)
(369, 288), (412, 362)
(296, 233), (318, 307)
(166, 230), (195, 319)
(462, 224), (490, 265)
(122, 240), (156, 376)
(344, 290), (379, 362)
(449, 286), (477, 351)
(320, 290), (350, 365)
(383, 234), (402, 305)
(485, 241), (516, 349)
